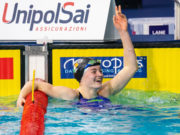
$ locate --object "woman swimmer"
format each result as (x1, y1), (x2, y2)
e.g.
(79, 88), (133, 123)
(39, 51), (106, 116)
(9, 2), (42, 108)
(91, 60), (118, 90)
(17, 5), (138, 107)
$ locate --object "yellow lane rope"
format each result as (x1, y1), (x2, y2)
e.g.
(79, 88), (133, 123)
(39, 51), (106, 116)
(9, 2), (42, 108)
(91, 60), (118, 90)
(32, 70), (35, 103)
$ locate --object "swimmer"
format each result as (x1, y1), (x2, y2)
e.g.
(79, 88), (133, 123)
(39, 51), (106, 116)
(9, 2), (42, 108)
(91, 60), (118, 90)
(17, 5), (138, 107)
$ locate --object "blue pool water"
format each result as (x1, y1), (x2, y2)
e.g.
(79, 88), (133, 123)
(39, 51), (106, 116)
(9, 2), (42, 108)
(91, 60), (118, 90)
(0, 89), (180, 135)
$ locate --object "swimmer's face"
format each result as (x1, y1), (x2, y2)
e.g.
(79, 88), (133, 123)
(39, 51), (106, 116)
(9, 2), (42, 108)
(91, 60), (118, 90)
(80, 65), (103, 89)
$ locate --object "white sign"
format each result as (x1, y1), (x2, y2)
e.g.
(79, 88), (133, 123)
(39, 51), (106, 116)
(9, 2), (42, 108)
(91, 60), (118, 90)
(0, 0), (111, 40)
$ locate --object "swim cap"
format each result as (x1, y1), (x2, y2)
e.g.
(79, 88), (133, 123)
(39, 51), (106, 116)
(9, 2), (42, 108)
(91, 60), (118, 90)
(73, 57), (101, 82)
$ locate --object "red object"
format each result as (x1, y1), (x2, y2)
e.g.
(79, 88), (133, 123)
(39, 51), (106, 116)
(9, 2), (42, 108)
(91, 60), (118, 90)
(20, 90), (48, 135)
(0, 58), (13, 79)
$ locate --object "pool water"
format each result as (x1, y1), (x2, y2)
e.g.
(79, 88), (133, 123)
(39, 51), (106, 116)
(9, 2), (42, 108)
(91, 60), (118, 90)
(0, 89), (180, 135)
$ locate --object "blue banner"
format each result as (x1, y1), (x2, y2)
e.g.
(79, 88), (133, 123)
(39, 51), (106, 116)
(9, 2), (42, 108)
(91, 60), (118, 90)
(60, 56), (147, 79)
(149, 25), (169, 35)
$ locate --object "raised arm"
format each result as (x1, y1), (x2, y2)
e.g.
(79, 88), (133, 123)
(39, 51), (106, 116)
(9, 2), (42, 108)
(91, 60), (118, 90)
(110, 5), (138, 94)
(99, 5), (138, 97)
(17, 80), (78, 107)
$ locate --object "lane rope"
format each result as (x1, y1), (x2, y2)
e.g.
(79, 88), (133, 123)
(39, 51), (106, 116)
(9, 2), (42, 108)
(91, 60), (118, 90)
(32, 70), (35, 103)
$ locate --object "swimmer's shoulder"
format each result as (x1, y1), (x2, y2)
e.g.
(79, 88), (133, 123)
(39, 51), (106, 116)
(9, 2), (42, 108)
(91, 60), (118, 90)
(98, 81), (112, 97)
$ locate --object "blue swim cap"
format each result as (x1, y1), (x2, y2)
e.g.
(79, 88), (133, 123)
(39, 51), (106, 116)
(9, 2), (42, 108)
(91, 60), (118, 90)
(73, 57), (101, 82)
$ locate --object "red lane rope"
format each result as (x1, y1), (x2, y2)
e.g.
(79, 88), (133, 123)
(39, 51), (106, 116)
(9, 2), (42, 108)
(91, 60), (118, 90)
(20, 90), (48, 135)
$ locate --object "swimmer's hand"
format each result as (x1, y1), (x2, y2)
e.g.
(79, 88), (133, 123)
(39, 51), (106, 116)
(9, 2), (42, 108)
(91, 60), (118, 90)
(17, 95), (26, 107)
(113, 5), (128, 32)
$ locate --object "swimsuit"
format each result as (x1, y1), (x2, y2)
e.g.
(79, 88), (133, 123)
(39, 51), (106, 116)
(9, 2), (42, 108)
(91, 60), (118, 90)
(72, 92), (144, 112)
(74, 92), (112, 109)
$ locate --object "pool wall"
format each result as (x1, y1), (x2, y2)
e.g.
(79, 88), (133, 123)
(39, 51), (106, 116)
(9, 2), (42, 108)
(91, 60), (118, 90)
(49, 41), (180, 94)
(0, 45), (25, 96)
(0, 41), (179, 97)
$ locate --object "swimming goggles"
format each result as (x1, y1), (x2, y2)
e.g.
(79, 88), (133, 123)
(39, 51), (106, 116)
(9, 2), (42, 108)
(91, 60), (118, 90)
(84, 59), (101, 70)
(73, 59), (101, 73)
